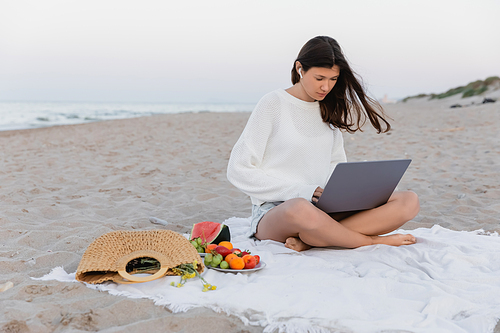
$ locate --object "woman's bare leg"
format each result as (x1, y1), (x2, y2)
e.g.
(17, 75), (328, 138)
(258, 206), (415, 250)
(338, 191), (420, 235)
(254, 194), (418, 251)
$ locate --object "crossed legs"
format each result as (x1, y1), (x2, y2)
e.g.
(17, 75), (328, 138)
(254, 191), (420, 251)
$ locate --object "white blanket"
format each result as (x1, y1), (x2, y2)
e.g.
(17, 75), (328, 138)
(36, 217), (500, 333)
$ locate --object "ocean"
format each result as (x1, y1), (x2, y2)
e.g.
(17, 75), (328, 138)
(0, 101), (255, 131)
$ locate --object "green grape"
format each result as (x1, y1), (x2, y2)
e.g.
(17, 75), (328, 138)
(204, 253), (213, 266)
(190, 240), (198, 248)
(220, 261), (229, 269)
(196, 246), (204, 253)
(211, 256), (222, 267)
(196, 238), (203, 246)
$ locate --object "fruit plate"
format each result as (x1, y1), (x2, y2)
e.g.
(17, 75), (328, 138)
(206, 261), (266, 273)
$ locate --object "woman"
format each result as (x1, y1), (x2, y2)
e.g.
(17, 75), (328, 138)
(227, 36), (419, 251)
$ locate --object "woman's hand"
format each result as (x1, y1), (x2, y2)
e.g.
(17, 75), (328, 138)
(312, 187), (323, 203)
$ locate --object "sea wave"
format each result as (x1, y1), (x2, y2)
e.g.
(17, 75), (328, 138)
(0, 101), (254, 131)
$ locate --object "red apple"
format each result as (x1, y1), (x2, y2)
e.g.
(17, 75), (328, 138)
(215, 246), (232, 258)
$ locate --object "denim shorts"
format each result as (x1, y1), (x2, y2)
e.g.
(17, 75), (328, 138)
(248, 201), (284, 238)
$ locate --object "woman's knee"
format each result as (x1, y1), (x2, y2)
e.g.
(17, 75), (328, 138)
(281, 198), (324, 230)
(400, 191), (420, 220)
(282, 198), (313, 218)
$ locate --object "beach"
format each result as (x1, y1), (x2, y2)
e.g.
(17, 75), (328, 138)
(1, 96), (499, 332)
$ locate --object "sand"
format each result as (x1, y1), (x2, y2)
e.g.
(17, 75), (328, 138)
(1, 94), (499, 332)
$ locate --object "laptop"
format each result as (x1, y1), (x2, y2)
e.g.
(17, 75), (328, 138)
(314, 159), (411, 213)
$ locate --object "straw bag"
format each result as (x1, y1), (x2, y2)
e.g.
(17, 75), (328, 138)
(76, 229), (203, 284)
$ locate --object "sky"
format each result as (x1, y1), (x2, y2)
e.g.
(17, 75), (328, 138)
(0, 0), (499, 103)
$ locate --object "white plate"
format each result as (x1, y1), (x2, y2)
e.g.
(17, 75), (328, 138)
(198, 253), (206, 257)
(207, 261), (266, 273)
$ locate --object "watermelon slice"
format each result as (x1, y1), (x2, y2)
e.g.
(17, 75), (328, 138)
(190, 221), (231, 244)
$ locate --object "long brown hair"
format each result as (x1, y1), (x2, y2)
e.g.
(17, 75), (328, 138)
(291, 36), (391, 133)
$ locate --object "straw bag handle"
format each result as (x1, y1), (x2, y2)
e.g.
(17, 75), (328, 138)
(115, 250), (169, 284)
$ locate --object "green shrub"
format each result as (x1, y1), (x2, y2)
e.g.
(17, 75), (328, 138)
(462, 86), (488, 98)
(427, 76), (499, 100)
(431, 86), (466, 99)
(401, 93), (429, 103)
(484, 76), (500, 85)
(402, 76), (498, 101)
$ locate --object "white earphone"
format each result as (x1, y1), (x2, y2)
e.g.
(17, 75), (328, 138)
(299, 68), (303, 78)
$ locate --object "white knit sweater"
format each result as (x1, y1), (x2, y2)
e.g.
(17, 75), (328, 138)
(227, 89), (347, 206)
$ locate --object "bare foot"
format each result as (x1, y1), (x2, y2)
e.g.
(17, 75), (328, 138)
(285, 237), (312, 252)
(371, 233), (416, 246)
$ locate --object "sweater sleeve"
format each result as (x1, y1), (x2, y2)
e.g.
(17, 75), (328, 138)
(330, 127), (347, 171)
(227, 95), (318, 204)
